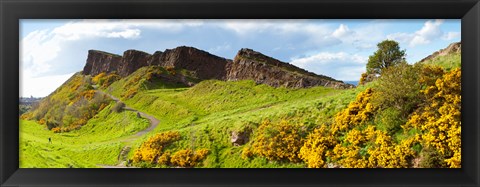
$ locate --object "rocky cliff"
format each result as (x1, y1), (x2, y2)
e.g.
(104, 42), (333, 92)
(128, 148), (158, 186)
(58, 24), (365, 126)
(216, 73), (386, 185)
(226, 49), (353, 89)
(148, 46), (231, 80)
(82, 47), (354, 89)
(419, 42), (461, 63)
(82, 50), (122, 76)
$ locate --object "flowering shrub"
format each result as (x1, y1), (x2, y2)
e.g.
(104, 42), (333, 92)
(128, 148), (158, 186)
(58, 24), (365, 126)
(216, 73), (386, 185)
(403, 68), (461, 168)
(92, 72), (120, 89)
(170, 148), (210, 167)
(298, 124), (337, 168)
(251, 119), (307, 162)
(132, 131), (181, 163)
(332, 88), (377, 134)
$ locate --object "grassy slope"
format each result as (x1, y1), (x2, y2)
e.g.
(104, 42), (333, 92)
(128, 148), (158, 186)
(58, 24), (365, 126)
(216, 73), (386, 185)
(20, 64), (372, 168)
(20, 103), (149, 168)
(420, 52), (461, 71)
(110, 77), (371, 167)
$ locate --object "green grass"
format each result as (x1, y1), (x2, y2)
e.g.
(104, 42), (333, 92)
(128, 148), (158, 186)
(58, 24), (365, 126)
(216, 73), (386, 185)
(21, 71), (369, 168)
(19, 103), (149, 168)
(20, 43), (462, 168)
(20, 62), (377, 168)
(113, 78), (371, 168)
(420, 52), (461, 71)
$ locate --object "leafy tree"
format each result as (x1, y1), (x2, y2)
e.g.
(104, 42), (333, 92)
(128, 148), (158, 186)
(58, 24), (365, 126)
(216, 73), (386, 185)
(366, 40), (406, 75)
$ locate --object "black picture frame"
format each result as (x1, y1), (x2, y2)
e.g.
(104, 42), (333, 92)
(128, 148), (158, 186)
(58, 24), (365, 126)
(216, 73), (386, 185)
(1, 0), (479, 186)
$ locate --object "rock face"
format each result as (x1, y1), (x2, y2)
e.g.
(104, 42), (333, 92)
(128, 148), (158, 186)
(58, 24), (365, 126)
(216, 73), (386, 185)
(117, 50), (151, 77)
(83, 50), (122, 76)
(226, 49), (354, 89)
(419, 42), (461, 62)
(82, 46), (354, 89)
(148, 46), (231, 80)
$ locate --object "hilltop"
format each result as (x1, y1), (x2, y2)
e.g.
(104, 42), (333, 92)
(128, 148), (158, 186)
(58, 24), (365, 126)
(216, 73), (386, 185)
(83, 46), (354, 89)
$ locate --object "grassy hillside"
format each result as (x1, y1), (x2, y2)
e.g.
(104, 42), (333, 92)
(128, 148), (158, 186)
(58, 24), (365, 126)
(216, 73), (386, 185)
(113, 79), (368, 168)
(20, 43), (461, 168)
(20, 68), (365, 168)
(20, 103), (149, 168)
(420, 51), (461, 71)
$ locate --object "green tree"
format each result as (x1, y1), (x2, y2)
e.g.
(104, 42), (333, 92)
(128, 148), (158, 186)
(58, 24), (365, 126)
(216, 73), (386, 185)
(367, 40), (406, 75)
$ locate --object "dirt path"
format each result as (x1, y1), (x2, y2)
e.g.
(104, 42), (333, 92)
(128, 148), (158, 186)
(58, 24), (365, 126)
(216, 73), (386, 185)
(95, 89), (160, 168)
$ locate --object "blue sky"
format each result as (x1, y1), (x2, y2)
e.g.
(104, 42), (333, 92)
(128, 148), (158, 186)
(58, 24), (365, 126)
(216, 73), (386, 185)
(20, 19), (460, 97)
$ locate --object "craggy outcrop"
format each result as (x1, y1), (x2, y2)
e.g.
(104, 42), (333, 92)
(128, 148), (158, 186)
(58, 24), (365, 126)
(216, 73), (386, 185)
(82, 50), (122, 76)
(226, 48), (354, 89)
(419, 42), (461, 63)
(82, 47), (354, 89)
(148, 46), (231, 80)
(117, 50), (151, 77)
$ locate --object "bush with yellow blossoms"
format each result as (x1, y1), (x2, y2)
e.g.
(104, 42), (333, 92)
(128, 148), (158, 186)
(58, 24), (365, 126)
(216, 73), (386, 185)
(403, 68), (461, 168)
(332, 88), (377, 134)
(250, 119), (307, 162)
(298, 124), (337, 168)
(170, 148), (210, 167)
(132, 131), (181, 163)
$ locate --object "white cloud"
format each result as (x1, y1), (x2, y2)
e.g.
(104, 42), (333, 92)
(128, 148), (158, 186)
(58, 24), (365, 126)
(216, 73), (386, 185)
(332, 24), (353, 38)
(290, 52), (367, 81)
(330, 22), (388, 51)
(20, 72), (75, 97)
(216, 20), (336, 46)
(387, 19), (445, 47)
(442, 31), (460, 40)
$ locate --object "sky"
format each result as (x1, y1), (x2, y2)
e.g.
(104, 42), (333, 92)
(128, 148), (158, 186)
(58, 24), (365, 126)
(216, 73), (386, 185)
(20, 19), (460, 97)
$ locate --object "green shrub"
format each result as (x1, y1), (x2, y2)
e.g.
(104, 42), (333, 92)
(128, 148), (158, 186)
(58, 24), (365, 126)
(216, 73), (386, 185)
(374, 107), (405, 134)
(419, 148), (446, 168)
(111, 102), (125, 113)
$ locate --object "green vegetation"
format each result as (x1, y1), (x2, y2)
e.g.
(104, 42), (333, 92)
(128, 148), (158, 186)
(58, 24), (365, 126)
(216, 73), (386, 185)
(20, 103), (149, 167)
(366, 40), (406, 75)
(420, 52), (461, 71)
(20, 41), (461, 168)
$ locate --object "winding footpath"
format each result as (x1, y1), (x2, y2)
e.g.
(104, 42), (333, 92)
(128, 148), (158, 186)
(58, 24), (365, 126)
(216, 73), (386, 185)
(95, 89), (160, 168)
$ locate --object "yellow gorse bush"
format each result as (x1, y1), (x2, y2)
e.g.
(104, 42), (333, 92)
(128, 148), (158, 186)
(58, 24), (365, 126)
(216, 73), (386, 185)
(170, 148), (210, 167)
(298, 124), (336, 168)
(300, 88), (420, 168)
(132, 131), (181, 163)
(251, 119), (306, 162)
(404, 68), (461, 168)
(332, 88), (377, 134)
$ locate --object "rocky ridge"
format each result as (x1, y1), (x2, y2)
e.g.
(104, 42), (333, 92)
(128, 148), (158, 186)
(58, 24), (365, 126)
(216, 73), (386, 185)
(419, 42), (461, 63)
(82, 46), (354, 89)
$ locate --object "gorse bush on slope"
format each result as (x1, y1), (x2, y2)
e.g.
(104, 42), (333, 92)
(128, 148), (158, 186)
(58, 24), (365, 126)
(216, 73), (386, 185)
(132, 131), (210, 167)
(21, 73), (110, 132)
(249, 119), (308, 162)
(403, 68), (461, 168)
(297, 64), (461, 168)
(132, 131), (181, 163)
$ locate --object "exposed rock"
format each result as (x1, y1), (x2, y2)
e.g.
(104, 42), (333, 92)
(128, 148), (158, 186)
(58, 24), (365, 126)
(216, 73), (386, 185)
(148, 46), (231, 80)
(82, 50), (122, 76)
(419, 42), (461, 63)
(226, 48), (354, 89)
(231, 130), (250, 146)
(82, 47), (354, 89)
(117, 50), (152, 77)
